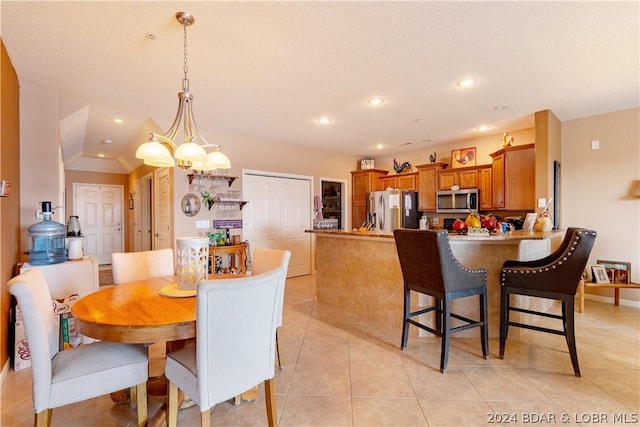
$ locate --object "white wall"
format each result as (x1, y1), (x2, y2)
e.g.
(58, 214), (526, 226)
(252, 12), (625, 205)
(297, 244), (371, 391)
(19, 83), (64, 255)
(562, 108), (640, 285)
(172, 129), (358, 240)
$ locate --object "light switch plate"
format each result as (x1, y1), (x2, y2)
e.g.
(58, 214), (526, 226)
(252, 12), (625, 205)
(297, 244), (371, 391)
(591, 140), (600, 150)
(196, 220), (210, 229)
(538, 198), (547, 208)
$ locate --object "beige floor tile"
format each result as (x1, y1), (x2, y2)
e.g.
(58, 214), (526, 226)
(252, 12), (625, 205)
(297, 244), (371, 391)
(3, 274), (639, 427)
(288, 361), (351, 396)
(419, 399), (493, 426)
(350, 362), (415, 398)
(279, 395), (352, 426)
(352, 397), (427, 426)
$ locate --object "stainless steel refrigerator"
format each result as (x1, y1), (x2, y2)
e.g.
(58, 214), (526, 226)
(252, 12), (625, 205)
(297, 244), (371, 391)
(366, 190), (419, 233)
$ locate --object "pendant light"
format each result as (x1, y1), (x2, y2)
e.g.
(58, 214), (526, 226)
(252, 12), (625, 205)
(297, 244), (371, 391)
(136, 12), (231, 171)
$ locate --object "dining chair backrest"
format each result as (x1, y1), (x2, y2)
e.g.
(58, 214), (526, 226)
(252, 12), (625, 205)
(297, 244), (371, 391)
(8, 268), (149, 424)
(251, 247), (291, 327)
(196, 267), (282, 406)
(111, 248), (174, 284)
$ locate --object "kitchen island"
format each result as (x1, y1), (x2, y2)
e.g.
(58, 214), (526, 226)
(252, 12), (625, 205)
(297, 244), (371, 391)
(306, 228), (565, 338)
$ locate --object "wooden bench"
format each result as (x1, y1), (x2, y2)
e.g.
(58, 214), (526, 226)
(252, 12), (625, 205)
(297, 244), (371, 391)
(577, 279), (640, 313)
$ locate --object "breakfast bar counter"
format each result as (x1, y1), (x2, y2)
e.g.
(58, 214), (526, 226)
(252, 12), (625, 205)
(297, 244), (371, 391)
(306, 229), (565, 338)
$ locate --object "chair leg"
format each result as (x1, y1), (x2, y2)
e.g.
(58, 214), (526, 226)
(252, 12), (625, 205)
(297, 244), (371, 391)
(499, 286), (508, 358)
(439, 298), (451, 373)
(201, 409), (211, 427)
(276, 328), (284, 369)
(401, 288), (410, 349)
(563, 299), (581, 377)
(135, 382), (147, 427)
(435, 297), (442, 335)
(35, 408), (52, 427)
(265, 378), (278, 427)
(480, 290), (489, 359)
(167, 381), (179, 427)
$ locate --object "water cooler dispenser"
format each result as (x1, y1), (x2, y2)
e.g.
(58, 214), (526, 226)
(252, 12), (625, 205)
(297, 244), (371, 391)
(28, 201), (67, 265)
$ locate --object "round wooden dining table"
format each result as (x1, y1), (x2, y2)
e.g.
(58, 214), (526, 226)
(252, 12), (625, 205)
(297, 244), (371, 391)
(72, 276), (196, 344)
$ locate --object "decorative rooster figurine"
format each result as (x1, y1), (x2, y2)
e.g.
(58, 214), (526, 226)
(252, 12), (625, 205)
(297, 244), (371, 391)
(393, 158), (411, 173)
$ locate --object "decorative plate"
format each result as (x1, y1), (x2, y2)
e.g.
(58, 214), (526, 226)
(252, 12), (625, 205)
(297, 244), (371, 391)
(181, 193), (201, 217)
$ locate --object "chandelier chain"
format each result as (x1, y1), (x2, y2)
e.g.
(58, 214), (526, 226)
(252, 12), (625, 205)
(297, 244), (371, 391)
(182, 22), (189, 91)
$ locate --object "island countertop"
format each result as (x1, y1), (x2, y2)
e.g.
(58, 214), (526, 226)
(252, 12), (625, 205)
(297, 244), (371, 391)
(309, 227), (566, 338)
(306, 228), (564, 241)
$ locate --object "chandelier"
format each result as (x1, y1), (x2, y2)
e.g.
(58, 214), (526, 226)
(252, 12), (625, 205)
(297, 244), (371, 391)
(135, 12), (231, 171)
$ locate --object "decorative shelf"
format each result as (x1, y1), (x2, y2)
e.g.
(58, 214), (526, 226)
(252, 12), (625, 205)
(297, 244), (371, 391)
(211, 197), (249, 210)
(187, 174), (237, 187)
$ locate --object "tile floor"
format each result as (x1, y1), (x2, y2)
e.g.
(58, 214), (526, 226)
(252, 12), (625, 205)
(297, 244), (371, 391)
(2, 274), (639, 426)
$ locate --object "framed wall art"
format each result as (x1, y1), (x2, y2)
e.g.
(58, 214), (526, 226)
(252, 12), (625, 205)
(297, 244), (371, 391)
(596, 260), (631, 284)
(451, 147), (476, 168)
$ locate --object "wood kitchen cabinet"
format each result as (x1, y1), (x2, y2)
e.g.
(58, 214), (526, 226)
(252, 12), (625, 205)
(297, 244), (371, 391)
(379, 172), (417, 191)
(490, 143), (535, 210)
(437, 166), (479, 190)
(416, 163), (446, 211)
(478, 165), (492, 210)
(351, 169), (388, 228)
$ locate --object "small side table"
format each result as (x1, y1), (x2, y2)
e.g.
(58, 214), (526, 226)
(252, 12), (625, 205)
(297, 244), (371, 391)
(577, 279), (640, 313)
(209, 243), (248, 274)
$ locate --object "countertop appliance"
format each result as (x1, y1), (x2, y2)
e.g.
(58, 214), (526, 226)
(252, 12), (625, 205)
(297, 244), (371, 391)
(436, 188), (479, 214)
(366, 190), (419, 233)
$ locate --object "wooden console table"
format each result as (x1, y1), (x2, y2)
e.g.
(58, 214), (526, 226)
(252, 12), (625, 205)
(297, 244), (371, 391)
(209, 243), (248, 274)
(577, 279), (640, 313)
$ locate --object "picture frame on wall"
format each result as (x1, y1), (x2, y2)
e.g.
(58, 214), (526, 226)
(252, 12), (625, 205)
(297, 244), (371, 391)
(591, 265), (610, 284)
(450, 147), (476, 168)
(596, 260), (631, 284)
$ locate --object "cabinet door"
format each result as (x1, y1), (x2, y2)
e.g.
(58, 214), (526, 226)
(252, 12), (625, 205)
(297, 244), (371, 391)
(479, 167), (492, 209)
(458, 169), (478, 188)
(492, 153), (506, 209)
(379, 176), (397, 189)
(352, 201), (367, 229)
(438, 171), (457, 190)
(418, 168), (437, 210)
(352, 173), (372, 204)
(505, 148), (535, 210)
(396, 173), (417, 190)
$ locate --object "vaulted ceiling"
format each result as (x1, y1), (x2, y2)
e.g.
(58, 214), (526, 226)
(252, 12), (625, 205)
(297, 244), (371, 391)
(2, 1), (638, 173)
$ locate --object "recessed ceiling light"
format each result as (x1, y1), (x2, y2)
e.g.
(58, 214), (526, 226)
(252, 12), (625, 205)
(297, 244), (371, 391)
(493, 105), (508, 111)
(111, 118), (124, 124)
(97, 153), (106, 158)
(368, 97), (384, 106)
(102, 139), (113, 144)
(317, 116), (333, 125)
(456, 78), (476, 88)
(375, 143), (384, 150)
(475, 125), (491, 132)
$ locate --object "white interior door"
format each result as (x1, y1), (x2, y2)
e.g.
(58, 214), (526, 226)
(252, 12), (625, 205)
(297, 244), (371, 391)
(74, 184), (123, 265)
(154, 168), (172, 250)
(243, 172), (311, 277)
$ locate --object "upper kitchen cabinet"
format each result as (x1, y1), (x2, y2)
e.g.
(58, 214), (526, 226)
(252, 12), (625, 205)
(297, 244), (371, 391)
(490, 144), (535, 210)
(351, 169), (388, 228)
(478, 165), (493, 210)
(437, 166), (479, 190)
(416, 163), (446, 211)
(379, 172), (418, 191)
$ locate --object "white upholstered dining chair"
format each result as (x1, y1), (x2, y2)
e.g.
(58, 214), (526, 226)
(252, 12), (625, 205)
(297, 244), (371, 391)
(111, 248), (174, 284)
(251, 247), (291, 368)
(8, 268), (149, 427)
(165, 268), (283, 427)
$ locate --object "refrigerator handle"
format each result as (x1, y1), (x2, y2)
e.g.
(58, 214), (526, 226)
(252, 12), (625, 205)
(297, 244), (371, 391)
(380, 194), (385, 229)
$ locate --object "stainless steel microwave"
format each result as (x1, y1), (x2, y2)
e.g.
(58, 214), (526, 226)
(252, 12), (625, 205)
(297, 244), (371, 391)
(436, 188), (479, 214)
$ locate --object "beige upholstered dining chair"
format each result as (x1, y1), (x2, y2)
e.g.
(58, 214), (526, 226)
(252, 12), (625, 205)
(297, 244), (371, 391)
(8, 268), (149, 427)
(251, 247), (291, 368)
(111, 248), (174, 284)
(165, 268), (283, 427)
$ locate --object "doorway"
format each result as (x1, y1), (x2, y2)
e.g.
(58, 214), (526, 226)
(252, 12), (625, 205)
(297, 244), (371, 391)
(320, 178), (347, 230)
(73, 183), (124, 265)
